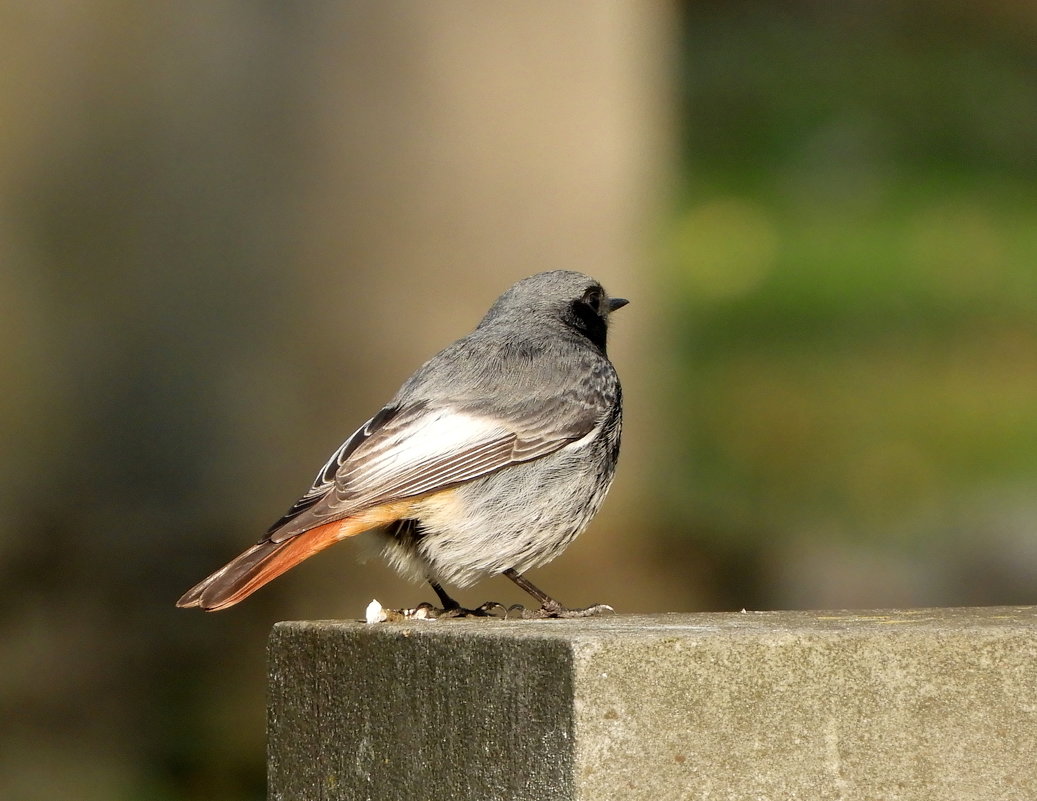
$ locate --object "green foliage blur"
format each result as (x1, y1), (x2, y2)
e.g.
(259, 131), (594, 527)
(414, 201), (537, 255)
(663, 2), (1037, 608)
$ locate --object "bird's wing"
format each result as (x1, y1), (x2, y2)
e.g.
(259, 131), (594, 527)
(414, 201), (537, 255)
(261, 404), (400, 537)
(265, 395), (604, 542)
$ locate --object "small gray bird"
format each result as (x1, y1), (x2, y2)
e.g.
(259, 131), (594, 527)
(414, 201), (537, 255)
(177, 270), (626, 617)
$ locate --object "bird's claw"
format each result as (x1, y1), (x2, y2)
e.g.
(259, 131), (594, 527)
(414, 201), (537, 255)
(435, 600), (508, 619)
(365, 597), (613, 623)
(365, 599), (510, 622)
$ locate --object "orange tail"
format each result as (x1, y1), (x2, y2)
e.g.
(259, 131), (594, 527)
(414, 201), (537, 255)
(177, 518), (365, 611)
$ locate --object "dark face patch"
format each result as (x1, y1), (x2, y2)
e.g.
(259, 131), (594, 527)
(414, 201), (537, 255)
(565, 284), (610, 352)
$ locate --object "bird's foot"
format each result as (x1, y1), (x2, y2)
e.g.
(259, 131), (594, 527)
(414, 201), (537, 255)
(433, 601), (508, 620)
(364, 599), (507, 623)
(510, 600), (615, 619)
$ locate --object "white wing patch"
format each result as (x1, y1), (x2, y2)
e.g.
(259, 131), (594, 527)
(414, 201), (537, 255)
(563, 417), (606, 451)
(337, 409), (515, 504)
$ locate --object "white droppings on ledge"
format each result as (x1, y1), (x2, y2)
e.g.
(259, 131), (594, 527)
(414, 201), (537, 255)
(365, 599), (437, 623)
(365, 599), (387, 624)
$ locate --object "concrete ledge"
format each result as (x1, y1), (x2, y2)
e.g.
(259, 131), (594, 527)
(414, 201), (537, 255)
(268, 607), (1037, 800)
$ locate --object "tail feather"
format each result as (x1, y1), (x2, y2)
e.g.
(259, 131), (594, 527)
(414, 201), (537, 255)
(178, 498), (419, 611)
(177, 518), (357, 611)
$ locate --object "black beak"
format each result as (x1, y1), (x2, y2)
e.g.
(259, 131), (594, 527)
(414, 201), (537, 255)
(608, 297), (629, 312)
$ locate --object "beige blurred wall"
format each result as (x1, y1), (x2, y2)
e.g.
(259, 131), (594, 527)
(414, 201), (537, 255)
(282, 2), (680, 613)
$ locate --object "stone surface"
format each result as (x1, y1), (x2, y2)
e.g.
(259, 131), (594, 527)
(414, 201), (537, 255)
(268, 607), (1037, 801)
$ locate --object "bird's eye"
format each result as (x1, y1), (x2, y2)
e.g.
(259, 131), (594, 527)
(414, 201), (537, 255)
(582, 287), (603, 312)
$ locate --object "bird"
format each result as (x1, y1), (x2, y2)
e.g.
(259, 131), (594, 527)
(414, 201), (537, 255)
(177, 270), (627, 618)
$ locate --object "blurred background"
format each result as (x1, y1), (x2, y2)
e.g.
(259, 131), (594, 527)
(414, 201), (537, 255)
(2, 2), (1036, 799)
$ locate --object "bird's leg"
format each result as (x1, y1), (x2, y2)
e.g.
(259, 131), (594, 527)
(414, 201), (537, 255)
(430, 580), (462, 611)
(502, 568), (614, 619)
(425, 580), (505, 619)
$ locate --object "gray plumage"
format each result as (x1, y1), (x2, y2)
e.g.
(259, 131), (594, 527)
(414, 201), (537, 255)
(178, 269), (625, 612)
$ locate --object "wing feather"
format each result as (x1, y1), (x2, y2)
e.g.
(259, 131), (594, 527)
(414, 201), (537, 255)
(266, 347), (619, 543)
(262, 405), (401, 535)
(266, 402), (597, 542)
